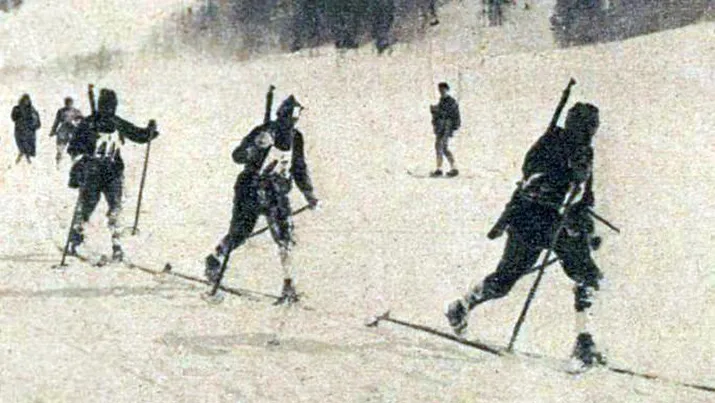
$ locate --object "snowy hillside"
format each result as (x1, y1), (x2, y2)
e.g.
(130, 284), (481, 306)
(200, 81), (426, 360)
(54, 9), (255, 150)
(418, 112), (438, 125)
(0, 1), (713, 402)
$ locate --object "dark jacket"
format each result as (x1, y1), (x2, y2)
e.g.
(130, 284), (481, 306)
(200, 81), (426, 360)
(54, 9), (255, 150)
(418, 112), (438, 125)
(11, 104), (41, 156)
(505, 126), (595, 246)
(232, 122), (315, 201)
(67, 113), (155, 188)
(50, 106), (83, 141)
(431, 95), (461, 136)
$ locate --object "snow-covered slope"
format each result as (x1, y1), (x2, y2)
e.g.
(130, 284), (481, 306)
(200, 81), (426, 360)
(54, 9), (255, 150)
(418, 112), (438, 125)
(0, 0), (183, 68)
(0, 1), (713, 402)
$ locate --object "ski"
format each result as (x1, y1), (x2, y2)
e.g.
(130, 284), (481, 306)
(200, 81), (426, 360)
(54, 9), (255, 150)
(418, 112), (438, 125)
(366, 310), (715, 393)
(121, 259), (310, 307)
(406, 170), (474, 179)
(366, 310), (502, 355)
(123, 259), (272, 302)
(53, 244), (114, 268)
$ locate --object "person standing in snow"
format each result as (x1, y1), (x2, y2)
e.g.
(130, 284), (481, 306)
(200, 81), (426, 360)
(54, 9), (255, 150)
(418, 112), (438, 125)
(11, 94), (41, 164)
(430, 82), (460, 177)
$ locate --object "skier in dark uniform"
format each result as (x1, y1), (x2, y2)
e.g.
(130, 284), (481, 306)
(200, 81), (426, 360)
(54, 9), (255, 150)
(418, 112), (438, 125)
(446, 102), (606, 369)
(66, 88), (159, 261)
(205, 95), (319, 304)
(11, 94), (41, 164)
(49, 97), (83, 166)
(430, 82), (460, 177)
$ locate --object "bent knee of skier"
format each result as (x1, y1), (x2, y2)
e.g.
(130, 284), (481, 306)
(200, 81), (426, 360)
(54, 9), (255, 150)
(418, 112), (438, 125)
(561, 254), (601, 287)
(269, 219), (294, 249)
(481, 271), (521, 300)
(563, 259), (602, 312)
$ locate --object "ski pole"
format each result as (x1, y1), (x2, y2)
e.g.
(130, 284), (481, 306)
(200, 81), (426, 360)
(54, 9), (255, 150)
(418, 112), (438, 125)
(57, 84), (97, 266)
(264, 85), (275, 124)
(587, 208), (620, 234)
(57, 195), (82, 267)
(506, 185), (580, 352)
(132, 136), (153, 235)
(207, 248), (233, 297)
(247, 204), (311, 239)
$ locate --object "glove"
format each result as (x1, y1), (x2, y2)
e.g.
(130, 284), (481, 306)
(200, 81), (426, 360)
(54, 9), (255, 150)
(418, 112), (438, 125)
(307, 195), (321, 210)
(254, 130), (274, 149)
(487, 225), (505, 240)
(590, 235), (602, 251)
(147, 119), (159, 140)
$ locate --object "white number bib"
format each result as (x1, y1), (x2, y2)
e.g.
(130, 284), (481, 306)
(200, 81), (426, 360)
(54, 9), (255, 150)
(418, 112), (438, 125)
(94, 130), (122, 160)
(259, 146), (292, 179)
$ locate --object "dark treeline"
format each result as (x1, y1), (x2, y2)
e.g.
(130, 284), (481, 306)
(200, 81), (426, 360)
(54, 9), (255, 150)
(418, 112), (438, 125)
(552, 0), (714, 47)
(186, 0), (441, 54)
(0, 0), (23, 12)
(182, 0), (713, 54)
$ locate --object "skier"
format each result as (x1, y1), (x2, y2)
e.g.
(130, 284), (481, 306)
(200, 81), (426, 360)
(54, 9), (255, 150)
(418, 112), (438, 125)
(66, 88), (159, 261)
(11, 94), (41, 164)
(204, 95), (320, 305)
(430, 82), (460, 177)
(445, 102), (606, 369)
(49, 97), (83, 166)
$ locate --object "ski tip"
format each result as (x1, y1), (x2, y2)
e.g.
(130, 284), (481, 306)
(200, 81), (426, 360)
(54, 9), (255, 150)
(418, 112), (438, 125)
(365, 310), (390, 327)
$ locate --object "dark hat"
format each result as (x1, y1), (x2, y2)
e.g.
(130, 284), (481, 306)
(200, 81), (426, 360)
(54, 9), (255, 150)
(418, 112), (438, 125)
(565, 102), (599, 141)
(98, 88), (118, 116)
(277, 95), (303, 119)
(438, 82), (450, 90)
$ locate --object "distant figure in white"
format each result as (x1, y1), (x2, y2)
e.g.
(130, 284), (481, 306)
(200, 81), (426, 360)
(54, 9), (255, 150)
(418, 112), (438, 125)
(49, 97), (83, 166)
(430, 82), (461, 177)
(447, 103), (607, 370)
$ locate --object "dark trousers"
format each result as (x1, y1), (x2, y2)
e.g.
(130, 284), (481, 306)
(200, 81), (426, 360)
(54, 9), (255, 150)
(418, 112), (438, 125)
(468, 230), (602, 312)
(218, 173), (294, 255)
(14, 129), (36, 157)
(72, 162), (123, 247)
